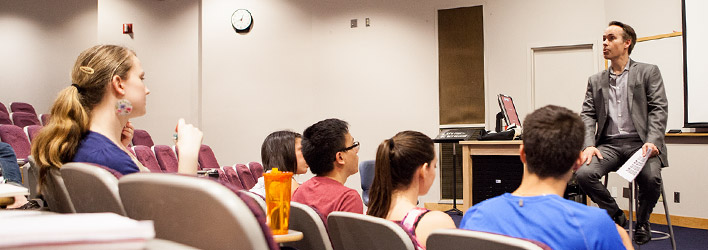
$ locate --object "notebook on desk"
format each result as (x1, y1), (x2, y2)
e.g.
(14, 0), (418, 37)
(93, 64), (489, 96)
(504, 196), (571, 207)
(0, 184), (29, 198)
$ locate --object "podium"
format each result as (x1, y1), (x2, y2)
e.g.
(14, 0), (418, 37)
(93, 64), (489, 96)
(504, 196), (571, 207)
(433, 129), (481, 215)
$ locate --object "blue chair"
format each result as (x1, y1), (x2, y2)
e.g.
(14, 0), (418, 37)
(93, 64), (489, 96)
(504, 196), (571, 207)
(359, 160), (375, 206)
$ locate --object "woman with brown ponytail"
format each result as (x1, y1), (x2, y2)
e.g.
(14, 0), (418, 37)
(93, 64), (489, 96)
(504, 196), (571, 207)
(31, 45), (203, 185)
(367, 131), (455, 249)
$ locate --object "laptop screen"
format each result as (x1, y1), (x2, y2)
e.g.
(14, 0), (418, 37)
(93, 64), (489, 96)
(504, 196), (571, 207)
(498, 94), (521, 127)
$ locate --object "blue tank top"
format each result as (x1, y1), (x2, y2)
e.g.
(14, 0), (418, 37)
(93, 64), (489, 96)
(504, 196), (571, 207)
(73, 131), (139, 175)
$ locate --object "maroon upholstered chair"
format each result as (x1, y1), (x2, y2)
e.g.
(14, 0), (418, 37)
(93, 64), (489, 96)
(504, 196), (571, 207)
(152, 145), (178, 173)
(223, 165), (245, 189)
(132, 145), (163, 173)
(233, 191), (279, 250)
(197, 144), (220, 170)
(216, 168), (229, 185)
(131, 129), (154, 147)
(0, 125), (31, 163)
(236, 163), (257, 189)
(10, 102), (37, 116)
(0, 101), (8, 115)
(11, 112), (40, 127)
(23, 124), (43, 143)
(39, 113), (51, 126)
(0, 112), (12, 125)
(248, 162), (264, 180)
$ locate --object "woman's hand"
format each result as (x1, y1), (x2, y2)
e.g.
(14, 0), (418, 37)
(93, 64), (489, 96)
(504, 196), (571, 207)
(176, 118), (203, 175)
(121, 121), (135, 148)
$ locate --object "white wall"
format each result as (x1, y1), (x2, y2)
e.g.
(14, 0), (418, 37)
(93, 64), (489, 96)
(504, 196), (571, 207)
(309, 0), (445, 202)
(200, 0), (317, 169)
(0, 0), (97, 114)
(97, 0), (200, 146)
(479, 0), (605, 126)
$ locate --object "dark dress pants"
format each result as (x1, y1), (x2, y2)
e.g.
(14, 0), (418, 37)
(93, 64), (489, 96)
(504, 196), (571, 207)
(576, 137), (662, 223)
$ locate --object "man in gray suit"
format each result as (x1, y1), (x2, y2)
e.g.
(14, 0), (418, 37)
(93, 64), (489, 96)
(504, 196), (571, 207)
(577, 21), (668, 245)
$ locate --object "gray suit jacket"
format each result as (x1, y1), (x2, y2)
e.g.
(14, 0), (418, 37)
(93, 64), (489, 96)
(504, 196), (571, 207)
(581, 59), (669, 167)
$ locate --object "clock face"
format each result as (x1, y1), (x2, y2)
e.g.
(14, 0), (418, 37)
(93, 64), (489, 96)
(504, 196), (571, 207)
(231, 9), (253, 32)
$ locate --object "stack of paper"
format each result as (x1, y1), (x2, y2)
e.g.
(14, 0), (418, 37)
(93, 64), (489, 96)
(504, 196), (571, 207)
(0, 212), (155, 249)
(0, 184), (29, 198)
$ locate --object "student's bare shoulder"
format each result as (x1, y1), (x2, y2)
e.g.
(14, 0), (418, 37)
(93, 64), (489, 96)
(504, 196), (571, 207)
(419, 210), (456, 228)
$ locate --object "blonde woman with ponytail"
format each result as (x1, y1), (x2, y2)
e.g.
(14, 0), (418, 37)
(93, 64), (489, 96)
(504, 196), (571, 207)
(367, 131), (455, 249)
(32, 45), (202, 187)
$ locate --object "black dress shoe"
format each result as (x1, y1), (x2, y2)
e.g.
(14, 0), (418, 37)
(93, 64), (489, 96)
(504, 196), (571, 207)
(613, 211), (628, 228)
(634, 222), (652, 245)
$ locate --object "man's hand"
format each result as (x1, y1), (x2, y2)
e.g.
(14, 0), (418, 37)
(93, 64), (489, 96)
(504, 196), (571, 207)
(581, 146), (603, 165)
(642, 142), (659, 157)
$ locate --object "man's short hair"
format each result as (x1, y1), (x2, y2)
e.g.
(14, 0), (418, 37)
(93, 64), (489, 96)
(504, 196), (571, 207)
(301, 118), (349, 176)
(609, 21), (637, 55)
(522, 105), (585, 178)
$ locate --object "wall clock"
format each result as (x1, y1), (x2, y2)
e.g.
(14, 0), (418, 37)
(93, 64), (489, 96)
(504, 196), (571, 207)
(231, 9), (253, 32)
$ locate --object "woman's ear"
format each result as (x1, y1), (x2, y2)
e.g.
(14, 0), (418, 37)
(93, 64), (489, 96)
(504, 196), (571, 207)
(419, 162), (430, 177)
(111, 75), (125, 96)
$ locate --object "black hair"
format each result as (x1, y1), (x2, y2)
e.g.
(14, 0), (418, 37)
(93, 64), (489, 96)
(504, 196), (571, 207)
(367, 131), (435, 218)
(522, 105), (584, 178)
(609, 21), (637, 55)
(261, 130), (301, 173)
(301, 118), (349, 176)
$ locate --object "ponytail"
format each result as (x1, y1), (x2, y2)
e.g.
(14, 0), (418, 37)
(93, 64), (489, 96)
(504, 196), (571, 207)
(367, 131), (435, 218)
(32, 86), (90, 190)
(367, 139), (395, 218)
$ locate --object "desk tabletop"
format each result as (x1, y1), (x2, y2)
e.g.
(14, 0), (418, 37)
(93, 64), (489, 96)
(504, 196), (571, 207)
(460, 140), (522, 145)
(665, 133), (708, 137)
(273, 230), (303, 243)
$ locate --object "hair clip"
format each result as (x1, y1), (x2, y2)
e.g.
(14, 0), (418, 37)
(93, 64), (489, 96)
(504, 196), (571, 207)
(79, 66), (95, 74)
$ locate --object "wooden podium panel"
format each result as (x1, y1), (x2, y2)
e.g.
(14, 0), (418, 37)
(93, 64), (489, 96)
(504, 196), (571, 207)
(460, 140), (522, 210)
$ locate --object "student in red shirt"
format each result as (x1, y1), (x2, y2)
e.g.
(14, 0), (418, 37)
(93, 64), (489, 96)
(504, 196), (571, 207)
(292, 118), (363, 221)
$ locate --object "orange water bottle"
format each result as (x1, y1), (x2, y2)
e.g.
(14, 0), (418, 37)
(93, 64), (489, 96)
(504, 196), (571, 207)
(263, 168), (293, 235)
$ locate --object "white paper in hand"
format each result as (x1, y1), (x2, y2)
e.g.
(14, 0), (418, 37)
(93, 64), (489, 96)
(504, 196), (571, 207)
(617, 148), (652, 182)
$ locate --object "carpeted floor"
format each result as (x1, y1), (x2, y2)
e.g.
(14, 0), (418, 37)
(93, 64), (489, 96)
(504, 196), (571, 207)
(448, 213), (708, 250)
(634, 223), (708, 250)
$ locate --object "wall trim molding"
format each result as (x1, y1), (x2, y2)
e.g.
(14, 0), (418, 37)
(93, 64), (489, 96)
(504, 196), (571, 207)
(623, 210), (708, 230)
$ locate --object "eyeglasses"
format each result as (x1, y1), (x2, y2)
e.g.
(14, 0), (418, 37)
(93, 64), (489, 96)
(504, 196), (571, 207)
(339, 141), (360, 152)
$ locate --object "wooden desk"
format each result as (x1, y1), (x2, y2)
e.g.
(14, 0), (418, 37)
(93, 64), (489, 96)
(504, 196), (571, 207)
(460, 140), (522, 211)
(665, 132), (708, 137)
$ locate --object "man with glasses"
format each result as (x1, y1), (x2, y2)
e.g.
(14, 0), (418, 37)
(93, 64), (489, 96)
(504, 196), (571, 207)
(292, 118), (363, 221)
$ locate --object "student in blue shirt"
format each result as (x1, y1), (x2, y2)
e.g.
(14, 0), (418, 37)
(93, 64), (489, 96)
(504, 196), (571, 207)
(459, 105), (633, 250)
